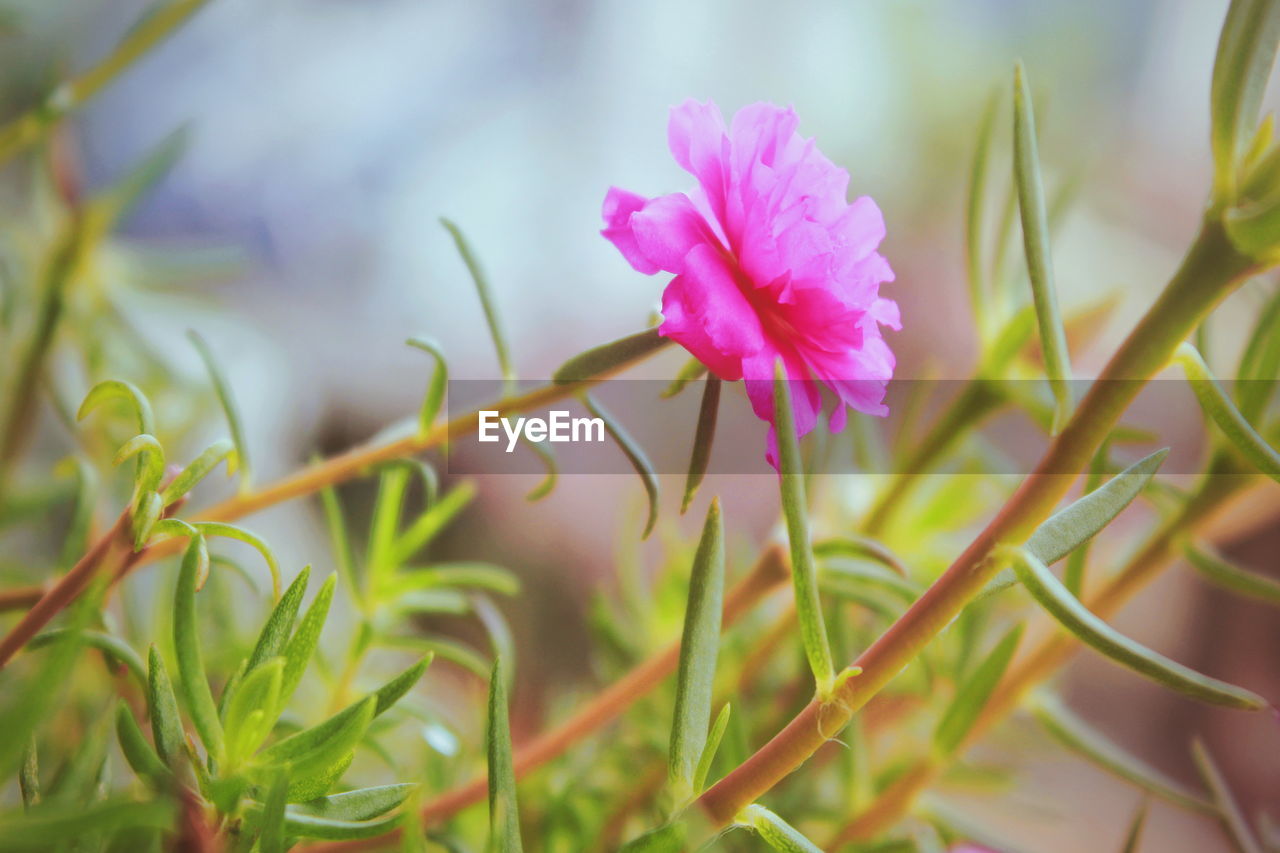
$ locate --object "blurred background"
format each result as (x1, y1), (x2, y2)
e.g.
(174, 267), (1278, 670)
(1, 0), (1277, 849)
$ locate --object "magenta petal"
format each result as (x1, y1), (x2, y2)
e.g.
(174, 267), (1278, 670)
(630, 192), (719, 274)
(601, 187), (659, 275)
(668, 100), (730, 225)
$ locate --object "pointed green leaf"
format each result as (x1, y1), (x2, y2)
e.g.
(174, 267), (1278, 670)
(129, 490), (163, 551)
(682, 376), (721, 514)
(1177, 343), (1280, 483)
(173, 535), (224, 758)
(581, 393), (659, 538)
(279, 697), (373, 802)
(278, 574), (336, 709)
(441, 218), (515, 388)
(188, 329), (252, 492)
(369, 465), (411, 576)
(693, 703), (731, 795)
(934, 625), (1023, 755)
(257, 657), (430, 766)
(742, 804), (823, 853)
(1192, 739), (1266, 853)
(1186, 541), (1280, 607)
(258, 769), (289, 853)
(407, 336), (448, 435)
(295, 784), (416, 822)
(1062, 440), (1112, 595)
(224, 657), (284, 763)
(390, 481), (476, 567)
(662, 358), (708, 398)
(669, 498), (725, 801)
(247, 567), (311, 672)
(1211, 0), (1280, 201)
(1007, 547), (1267, 710)
(774, 361), (834, 695)
(115, 702), (168, 787)
(1120, 800), (1149, 853)
(76, 380), (154, 436)
(552, 327), (669, 384)
(146, 646), (185, 768)
(486, 656), (523, 853)
(1013, 61), (1072, 433)
(1030, 694), (1212, 814)
(967, 88), (1000, 330)
(159, 440), (234, 507)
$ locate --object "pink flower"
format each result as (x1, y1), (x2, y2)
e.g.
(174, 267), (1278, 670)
(601, 99), (899, 464)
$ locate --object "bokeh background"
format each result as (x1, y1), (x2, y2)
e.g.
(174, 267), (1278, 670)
(1, 1), (1277, 849)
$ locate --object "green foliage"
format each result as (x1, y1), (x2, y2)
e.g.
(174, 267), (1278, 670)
(487, 656), (523, 853)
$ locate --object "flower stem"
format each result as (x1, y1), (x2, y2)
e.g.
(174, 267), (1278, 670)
(697, 217), (1261, 825)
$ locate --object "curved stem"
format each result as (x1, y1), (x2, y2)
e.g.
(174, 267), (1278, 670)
(697, 219), (1261, 824)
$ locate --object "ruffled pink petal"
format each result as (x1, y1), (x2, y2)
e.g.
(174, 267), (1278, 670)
(600, 187), (659, 275)
(668, 100), (730, 226)
(630, 192), (720, 274)
(658, 242), (767, 380)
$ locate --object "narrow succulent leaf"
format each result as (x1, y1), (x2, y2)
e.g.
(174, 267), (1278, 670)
(1192, 739), (1266, 853)
(521, 435), (558, 502)
(472, 595), (515, 680)
(966, 88), (999, 328)
(1120, 799), (1149, 853)
(392, 563), (520, 597)
(379, 635), (489, 677)
(407, 336), (448, 435)
(188, 330), (252, 492)
(368, 466), (411, 580)
(1063, 440), (1112, 596)
(76, 379), (155, 436)
(774, 362), (834, 694)
(813, 536), (909, 577)
(1235, 286), (1280, 421)
(277, 809), (402, 840)
(662, 358), (708, 398)
(278, 575), (336, 709)
(682, 376), (721, 514)
(934, 625), (1023, 755)
(1026, 448), (1170, 566)
(582, 393), (659, 538)
(224, 657), (283, 763)
(247, 566), (311, 672)
(1176, 343), (1280, 482)
(294, 784), (416, 822)
(552, 327), (669, 384)
(487, 656), (523, 853)
(390, 480), (477, 567)
(320, 486), (361, 606)
(1030, 694), (1212, 813)
(130, 490), (163, 551)
(18, 737), (38, 809)
(146, 646), (186, 767)
(0, 798), (177, 848)
(1012, 61), (1072, 433)
(440, 218), (515, 388)
(1227, 187), (1280, 259)
(257, 770), (289, 853)
(1210, 0), (1280, 200)
(30, 629), (146, 690)
(1186, 541), (1280, 607)
(159, 440), (234, 506)
(669, 499), (725, 799)
(264, 696), (374, 802)
(115, 703), (168, 786)
(192, 521), (282, 599)
(257, 658), (429, 765)
(693, 703), (731, 795)
(1008, 547), (1267, 710)
(173, 536), (224, 758)
(113, 434), (165, 495)
(619, 821), (687, 852)
(742, 804), (823, 853)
